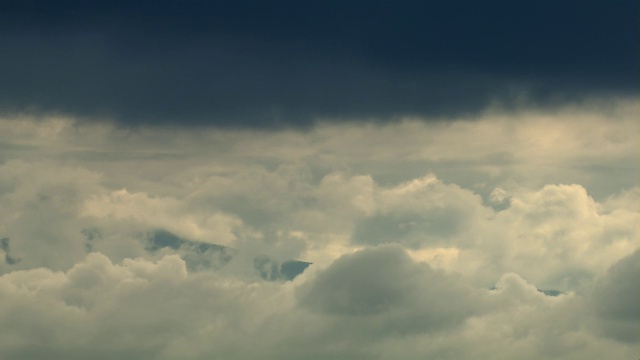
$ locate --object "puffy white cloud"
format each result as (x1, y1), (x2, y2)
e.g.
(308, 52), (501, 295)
(82, 188), (243, 247)
(0, 100), (637, 358)
(0, 252), (296, 359)
(352, 174), (490, 249)
(0, 247), (636, 360)
(465, 184), (639, 291)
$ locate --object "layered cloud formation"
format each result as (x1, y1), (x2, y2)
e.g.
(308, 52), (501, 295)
(1, 1), (637, 358)
(0, 99), (637, 359)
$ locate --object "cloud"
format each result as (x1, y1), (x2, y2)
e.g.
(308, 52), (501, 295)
(0, 248), (636, 360)
(342, 173), (638, 293)
(0, 100), (637, 358)
(299, 245), (478, 321)
(352, 175), (489, 248)
(0, 0), (636, 126)
(590, 249), (640, 343)
(0, 160), (104, 271)
(82, 188), (243, 247)
(474, 184), (638, 291)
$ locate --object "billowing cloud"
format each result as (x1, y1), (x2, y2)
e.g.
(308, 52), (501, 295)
(352, 175), (489, 248)
(0, 99), (637, 358)
(298, 245), (479, 326)
(0, 247), (636, 360)
(590, 249), (640, 343)
(0, 0), (637, 355)
(462, 184), (639, 291)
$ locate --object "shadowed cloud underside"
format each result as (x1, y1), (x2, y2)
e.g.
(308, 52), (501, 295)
(0, 0), (637, 127)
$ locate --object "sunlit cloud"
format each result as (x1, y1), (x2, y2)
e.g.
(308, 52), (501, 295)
(0, 98), (637, 358)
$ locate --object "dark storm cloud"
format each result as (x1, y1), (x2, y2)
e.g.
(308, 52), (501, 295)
(1, 0), (637, 127)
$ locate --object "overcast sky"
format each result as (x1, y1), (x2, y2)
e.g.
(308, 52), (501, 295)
(1, 0), (637, 126)
(0, 1), (638, 359)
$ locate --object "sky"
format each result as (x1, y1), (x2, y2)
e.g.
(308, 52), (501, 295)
(0, 1), (638, 359)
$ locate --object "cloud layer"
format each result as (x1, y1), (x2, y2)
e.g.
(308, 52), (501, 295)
(0, 99), (637, 358)
(0, 247), (636, 359)
(0, 0), (637, 126)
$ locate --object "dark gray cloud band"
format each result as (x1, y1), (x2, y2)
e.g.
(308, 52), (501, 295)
(1, 0), (637, 127)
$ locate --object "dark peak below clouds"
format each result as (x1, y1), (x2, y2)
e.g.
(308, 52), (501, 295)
(1, 0), (637, 128)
